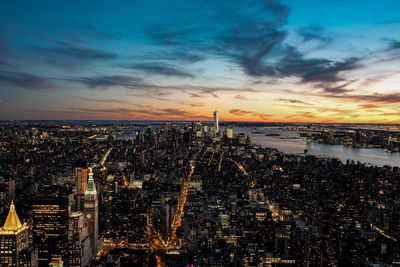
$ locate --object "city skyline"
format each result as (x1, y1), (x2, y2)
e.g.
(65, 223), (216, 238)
(1, 1), (400, 123)
(1, 120), (399, 266)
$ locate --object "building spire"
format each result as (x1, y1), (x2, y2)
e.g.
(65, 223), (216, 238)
(88, 167), (93, 176)
(85, 168), (97, 195)
(3, 201), (23, 230)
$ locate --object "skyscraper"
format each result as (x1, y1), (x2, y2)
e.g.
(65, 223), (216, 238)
(33, 197), (69, 266)
(75, 159), (89, 211)
(213, 110), (219, 133)
(68, 212), (91, 267)
(84, 168), (99, 257)
(103, 175), (115, 236)
(0, 201), (29, 266)
(224, 127), (234, 139)
(160, 204), (170, 242)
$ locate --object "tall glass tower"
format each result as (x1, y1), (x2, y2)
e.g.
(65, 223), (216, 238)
(213, 110), (219, 133)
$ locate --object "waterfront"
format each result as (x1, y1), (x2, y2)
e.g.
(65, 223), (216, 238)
(3, 120), (400, 266)
(246, 128), (400, 167)
(116, 126), (400, 167)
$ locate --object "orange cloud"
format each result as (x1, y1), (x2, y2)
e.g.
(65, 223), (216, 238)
(229, 109), (272, 121)
(359, 104), (382, 108)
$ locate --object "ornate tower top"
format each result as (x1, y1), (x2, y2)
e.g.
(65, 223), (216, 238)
(0, 201), (28, 234)
(85, 168), (97, 196)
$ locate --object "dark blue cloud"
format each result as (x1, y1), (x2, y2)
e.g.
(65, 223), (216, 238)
(322, 82), (354, 94)
(322, 92), (400, 104)
(141, 51), (205, 64)
(296, 25), (332, 43)
(0, 70), (57, 90)
(299, 57), (360, 84)
(211, 2), (360, 84)
(147, 26), (200, 46)
(0, 37), (11, 67)
(145, 0), (362, 87)
(387, 39), (400, 50)
(66, 24), (121, 42)
(63, 75), (148, 89)
(123, 63), (194, 78)
(0, 37), (6, 53)
(31, 41), (118, 67)
(72, 96), (131, 104)
(2, 0), (400, 119)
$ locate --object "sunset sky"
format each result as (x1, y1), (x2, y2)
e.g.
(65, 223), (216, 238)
(0, 0), (400, 122)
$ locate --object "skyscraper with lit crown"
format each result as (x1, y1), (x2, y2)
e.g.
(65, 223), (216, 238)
(75, 159), (89, 211)
(84, 168), (98, 257)
(0, 201), (29, 266)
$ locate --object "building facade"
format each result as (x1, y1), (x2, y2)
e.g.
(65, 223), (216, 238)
(213, 110), (219, 133)
(84, 168), (99, 257)
(0, 201), (30, 266)
(68, 212), (91, 267)
(33, 197), (69, 266)
(75, 159), (89, 211)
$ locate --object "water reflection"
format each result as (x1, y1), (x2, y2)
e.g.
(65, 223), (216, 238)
(116, 126), (400, 167)
(246, 128), (400, 167)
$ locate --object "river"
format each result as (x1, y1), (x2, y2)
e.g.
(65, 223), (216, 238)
(241, 128), (400, 167)
(116, 126), (400, 167)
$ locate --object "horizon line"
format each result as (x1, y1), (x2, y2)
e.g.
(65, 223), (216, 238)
(0, 119), (399, 125)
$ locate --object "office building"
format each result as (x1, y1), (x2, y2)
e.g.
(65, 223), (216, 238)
(33, 197), (69, 266)
(68, 212), (91, 267)
(224, 127), (234, 139)
(84, 168), (99, 257)
(75, 160), (89, 211)
(19, 245), (39, 267)
(0, 201), (29, 266)
(160, 204), (170, 242)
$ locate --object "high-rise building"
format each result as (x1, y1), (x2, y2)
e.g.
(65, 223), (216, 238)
(208, 126), (217, 139)
(100, 166), (107, 186)
(237, 133), (246, 144)
(0, 201), (29, 266)
(213, 110), (219, 133)
(33, 197), (69, 266)
(68, 212), (91, 267)
(160, 204), (170, 242)
(224, 127), (234, 139)
(103, 175), (115, 236)
(75, 160), (89, 211)
(19, 245), (39, 267)
(84, 168), (99, 257)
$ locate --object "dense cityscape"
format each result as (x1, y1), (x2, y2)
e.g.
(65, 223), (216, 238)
(2, 1), (400, 266)
(0, 112), (400, 266)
